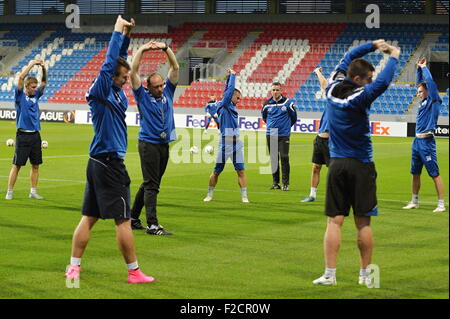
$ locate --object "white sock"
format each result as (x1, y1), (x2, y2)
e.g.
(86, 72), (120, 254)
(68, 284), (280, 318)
(30, 188), (37, 194)
(412, 194), (419, 203)
(241, 187), (248, 198)
(310, 187), (317, 198)
(126, 261), (139, 270)
(360, 268), (370, 277)
(207, 186), (214, 197)
(324, 268), (336, 278)
(70, 257), (81, 266)
(438, 200), (445, 207)
(7, 189), (13, 194)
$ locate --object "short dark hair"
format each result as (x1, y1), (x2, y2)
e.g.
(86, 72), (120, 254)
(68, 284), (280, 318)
(146, 73), (164, 87)
(347, 58), (375, 80)
(114, 57), (130, 76)
(25, 77), (38, 87)
(272, 82), (282, 87)
(417, 82), (428, 90)
(233, 88), (241, 95)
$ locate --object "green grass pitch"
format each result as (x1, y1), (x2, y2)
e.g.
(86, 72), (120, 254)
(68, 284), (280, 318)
(0, 122), (448, 299)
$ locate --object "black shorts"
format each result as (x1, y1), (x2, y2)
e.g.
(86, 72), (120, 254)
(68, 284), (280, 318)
(13, 130), (43, 166)
(312, 135), (330, 166)
(325, 158), (378, 217)
(82, 154), (131, 220)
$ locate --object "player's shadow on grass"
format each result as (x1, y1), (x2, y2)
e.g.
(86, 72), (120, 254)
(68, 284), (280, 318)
(1, 200), (80, 212)
(0, 222), (41, 231)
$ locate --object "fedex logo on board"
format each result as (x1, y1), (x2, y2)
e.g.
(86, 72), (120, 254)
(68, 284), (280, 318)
(370, 121), (391, 135)
(292, 119), (320, 133)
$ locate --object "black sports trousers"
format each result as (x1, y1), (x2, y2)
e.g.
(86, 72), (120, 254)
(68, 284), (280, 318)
(131, 140), (169, 226)
(266, 135), (291, 186)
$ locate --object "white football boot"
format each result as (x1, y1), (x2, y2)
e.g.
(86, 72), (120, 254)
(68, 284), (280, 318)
(358, 275), (372, 286)
(312, 275), (337, 286)
(433, 205), (446, 213)
(402, 201), (419, 209)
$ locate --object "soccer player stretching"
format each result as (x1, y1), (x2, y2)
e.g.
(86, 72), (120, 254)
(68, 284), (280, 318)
(302, 67), (330, 202)
(402, 58), (446, 213)
(65, 16), (155, 284)
(5, 59), (46, 200)
(203, 69), (249, 203)
(313, 40), (399, 286)
(204, 95), (219, 135)
(128, 39), (179, 235)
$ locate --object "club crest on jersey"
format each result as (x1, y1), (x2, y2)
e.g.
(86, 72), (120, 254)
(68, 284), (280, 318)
(26, 96), (36, 103)
(281, 106), (287, 112)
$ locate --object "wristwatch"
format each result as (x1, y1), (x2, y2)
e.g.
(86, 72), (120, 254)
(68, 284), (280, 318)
(162, 44), (168, 51)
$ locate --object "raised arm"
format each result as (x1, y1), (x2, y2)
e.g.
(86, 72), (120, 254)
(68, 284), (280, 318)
(17, 59), (40, 91)
(130, 41), (152, 90)
(416, 58), (425, 86)
(334, 39), (385, 74)
(313, 67), (328, 91)
(38, 60), (47, 95)
(221, 69), (236, 108)
(159, 42), (179, 85)
(119, 18), (134, 60)
(88, 15), (132, 100)
(355, 44), (400, 106)
(418, 58), (440, 102)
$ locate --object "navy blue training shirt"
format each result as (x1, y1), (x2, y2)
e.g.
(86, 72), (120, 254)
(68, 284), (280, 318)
(261, 96), (297, 136)
(216, 74), (240, 137)
(326, 42), (398, 163)
(415, 66), (441, 134)
(85, 31), (130, 158)
(133, 79), (177, 144)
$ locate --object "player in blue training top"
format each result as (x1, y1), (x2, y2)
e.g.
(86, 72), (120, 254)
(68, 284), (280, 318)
(203, 95), (219, 135)
(301, 66), (330, 202)
(203, 69), (249, 203)
(402, 58), (445, 213)
(261, 81), (297, 191)
(65, 16), (155, 284)
(5, 59), (46, 200)
(312, 40), (400, 287)
(129, 39), (179, 235)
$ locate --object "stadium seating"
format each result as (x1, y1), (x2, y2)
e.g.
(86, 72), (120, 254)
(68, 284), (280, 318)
(296, 23), (448, 115)
(0, 22), (448, 116)
(175, 23), (345, 110)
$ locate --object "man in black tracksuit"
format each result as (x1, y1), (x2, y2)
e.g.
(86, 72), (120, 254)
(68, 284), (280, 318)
(261, 82), (297, 191)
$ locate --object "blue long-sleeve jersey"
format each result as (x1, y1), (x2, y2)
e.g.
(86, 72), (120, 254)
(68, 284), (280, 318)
(415, 66), (441, 134)
(326, 42), (398, 163)
(216, 74), (239, 137)
(85, 31), (130, 158)
(261, 96), (297, 136)
(205, 101), (218, 116)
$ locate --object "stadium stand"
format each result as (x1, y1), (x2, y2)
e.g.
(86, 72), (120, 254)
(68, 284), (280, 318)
(0, 22), (448, 116)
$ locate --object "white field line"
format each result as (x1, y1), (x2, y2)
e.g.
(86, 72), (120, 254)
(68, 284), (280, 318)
(0, 175), (444, 205)
(0, 142), (434, 161)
